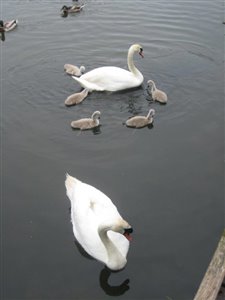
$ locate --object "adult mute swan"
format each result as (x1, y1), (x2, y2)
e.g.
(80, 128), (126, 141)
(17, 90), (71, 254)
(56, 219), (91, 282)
(65, 174), (133, 270)
(70, 110), (101, 129)
(125, 108), (155, 128)
(72, 44), (144, 92)
(147, 80), (167, 103)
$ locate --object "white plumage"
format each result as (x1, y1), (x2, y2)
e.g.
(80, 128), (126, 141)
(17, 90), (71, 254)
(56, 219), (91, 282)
(65, 174), (133, 270)
(72, 44), (144, 92)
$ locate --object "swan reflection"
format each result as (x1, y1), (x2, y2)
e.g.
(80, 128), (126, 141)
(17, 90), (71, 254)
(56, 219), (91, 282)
(74, 238), (130, 296)
(99, 267), (130, 296)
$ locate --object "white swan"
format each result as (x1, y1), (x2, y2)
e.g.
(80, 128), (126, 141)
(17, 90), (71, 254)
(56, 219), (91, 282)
(65, 174), (133, 270)
(64, 64), (85, 76)
(147, 80), (168, 103)
(125, 108), (155, 128)
(72, 44), (144, 92)
(70, 110), (101, 130)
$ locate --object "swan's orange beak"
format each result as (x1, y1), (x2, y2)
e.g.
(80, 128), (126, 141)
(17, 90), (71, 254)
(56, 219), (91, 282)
(139, 48), (144, 58)
(123, 228), (133, 241)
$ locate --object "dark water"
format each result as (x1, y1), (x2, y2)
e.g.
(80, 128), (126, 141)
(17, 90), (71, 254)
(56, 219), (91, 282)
(1, 0), (224, 299)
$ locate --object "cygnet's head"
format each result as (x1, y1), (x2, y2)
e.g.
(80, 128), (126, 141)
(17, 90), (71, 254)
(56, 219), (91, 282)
(147, 108), (155, 119)
(92, 111), (101, 120)
(80, 66), (85, 73)
(147, 80), (155, 88)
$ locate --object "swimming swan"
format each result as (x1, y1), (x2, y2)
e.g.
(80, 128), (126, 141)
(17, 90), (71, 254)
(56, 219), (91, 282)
(65, 174), (133, 270)
(125, 108), (155, 128)
(65, 89), (89, 106)
(64, 64), (85, 76)
(147, 80), (167, 103)
(72, 44), (144, 92)
(70, 110), (101, 130)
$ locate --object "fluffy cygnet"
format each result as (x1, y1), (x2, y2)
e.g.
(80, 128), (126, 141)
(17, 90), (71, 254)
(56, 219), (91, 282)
(65, 89), (89, 106)
(126, 108), (155, 128)
(64, 64), (85, 76)
(71, 111), (101, 130)
(147, 80), (167, 103)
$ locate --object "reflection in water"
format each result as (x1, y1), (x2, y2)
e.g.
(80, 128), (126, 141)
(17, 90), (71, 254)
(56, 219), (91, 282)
(74, 238), (130, 296)
(92, 125), (102, 135)
(71, 125), (102, 135)
(99, 267), (130, 296)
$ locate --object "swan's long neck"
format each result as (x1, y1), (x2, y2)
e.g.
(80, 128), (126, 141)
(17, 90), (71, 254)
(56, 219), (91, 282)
(98, 225), (126, 270)
(127, 48), (141, 76)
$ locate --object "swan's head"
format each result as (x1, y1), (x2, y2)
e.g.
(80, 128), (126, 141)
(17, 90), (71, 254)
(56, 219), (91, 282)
(112, 219), (133, 242)
(147, 108), (155, 119)
(130, 44), (144, 58)
(92, 111), (101, 120)
(147, 80), (155, 88)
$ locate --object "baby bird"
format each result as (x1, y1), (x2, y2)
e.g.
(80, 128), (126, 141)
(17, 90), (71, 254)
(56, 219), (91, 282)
(64, 64), (85, 76)
(125, 109), (155, 128)
(71, 111), (101, 130)
(65, 89), (89, 106)
(147, 80), (167, 103)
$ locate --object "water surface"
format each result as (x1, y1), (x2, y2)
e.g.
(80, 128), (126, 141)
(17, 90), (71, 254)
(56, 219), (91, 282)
(1, 0), (224, 299)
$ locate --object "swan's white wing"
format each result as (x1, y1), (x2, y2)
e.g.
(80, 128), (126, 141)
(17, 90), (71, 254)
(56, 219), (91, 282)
(73, 66), (141, 92)
(68, 179), (122, 262)
(65, 175), (130, 266)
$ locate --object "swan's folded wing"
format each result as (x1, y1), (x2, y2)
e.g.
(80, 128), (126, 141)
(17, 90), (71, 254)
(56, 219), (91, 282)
(74, 66), (140, 92)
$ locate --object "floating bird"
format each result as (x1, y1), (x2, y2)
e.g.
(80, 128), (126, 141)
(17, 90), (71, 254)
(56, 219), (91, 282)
(71, 110), (101, 130)
(64, 64), (85, 76)
(65, 89), (89, 106)
(61, 4), (85, 15)
(65, 174), (133, 270)
(147, 80), (167, 103)
(0, 19), (18, 40)
(72, 44), (144, 92)
(125, 108), (155, 128)
(2, 19), (18, 32)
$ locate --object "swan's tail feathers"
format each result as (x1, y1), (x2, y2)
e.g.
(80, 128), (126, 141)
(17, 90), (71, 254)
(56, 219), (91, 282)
(65, 173), (80, 199)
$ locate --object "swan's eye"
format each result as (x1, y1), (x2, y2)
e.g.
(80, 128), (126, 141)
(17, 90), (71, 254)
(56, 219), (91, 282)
(124, 227), (133, 234)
